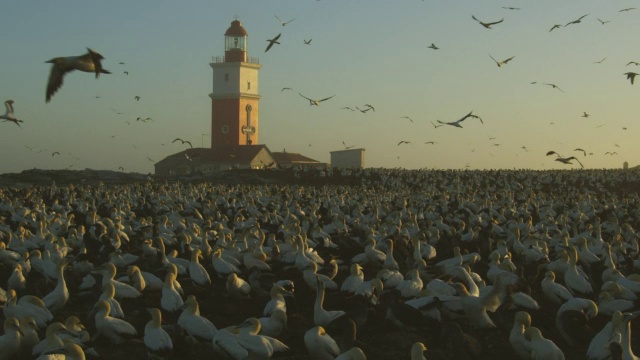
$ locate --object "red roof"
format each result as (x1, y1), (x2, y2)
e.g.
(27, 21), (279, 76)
(225, 20), (248, 37)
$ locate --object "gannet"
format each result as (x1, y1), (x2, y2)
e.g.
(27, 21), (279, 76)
(395, 269), (423, 298)
(36, 342), (86, 360)
(265, 33), (282, 52)
(510, 311), (532, 359)
(411, 342), (427, 360)
(437, 111), (482, 128)
(98, 283), (125, 319)
(45, 48), (111, 102)
(19, 316), (39, 355)
(94, 262), (141, 299)
(489, 54), (515, 67)
(214, 318), (288, 359)
(32, 322), (72, 356)
(274, 15), (295, 26)
(304, 326), (340, 360)
(4, 290), (53, 328)
(91, 300), (137, 344)
(178, 295), (217, 341)
(161, 272), (184, 312)
(258, 308), (287, 337)
(144, 308), (173, 356)
(304, 262), (338, 291)
(524, 327), (565, 360)
(0, 317), (24, 360)
(541, 271), (573, 304)
(471, 15), (504, 29)
(314, 276), (346, 327)
(0, 100), (23, 127)
(226, 273), (251, 299)
(624, 72), (638, 85)
(188, 249), (211, 286)
(263, 285), (293, 317)
(42, 260), (69, 313)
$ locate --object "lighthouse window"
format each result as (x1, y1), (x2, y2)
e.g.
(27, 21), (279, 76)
(225, 73), (229, 81)
(247, 81), (251, 90)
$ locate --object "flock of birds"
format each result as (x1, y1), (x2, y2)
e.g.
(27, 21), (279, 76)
(0, 168), (639, 360)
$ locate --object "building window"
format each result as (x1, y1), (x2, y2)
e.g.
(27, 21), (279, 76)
(225, 73), (229, 81)
(247, 81), (251, 90)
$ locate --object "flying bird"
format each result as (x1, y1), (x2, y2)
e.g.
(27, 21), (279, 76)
(147, 157), (155, 162)
(172, 138), (193, 148)
(593, 58), (606, 64)
(489, 54), (515, 67)
(582, 112), (589, 118)
(45, 48), (111, 102)
(342, 141), (354, 150)
(364, 104), (375, 112)
(51, 152), (60, 157)
(340, 106), (355, 111)
(597, 18), (611, 25)
(112, 108), (124, 115)
(299, 93), (335, 106)
(471, 15), (504, 29)
(521, 146), (529, 152)
(1, 100), (23, 128)
(544, 83), (564, 92)
(274, 15), (295, 26)
(428, 43), (439, 50)
(425, 141), (437, 145)
(118, 62), (125, 65)
(619, 8), (636, 12)
(502, 7), (520, 10)
(304, 39), (312, 45)
(565, 14), (589, 26)
(624, 72), (638, 84)
(265, 33), (282, 53)
(437, 111), (482, 128)
(134, 96), (140, 101)
(137, 117), (153, 122)
(547, 151), (584, 168)
(124, 71), (129, 75)
(430, 121), (443, 128)
(281, 87), (293, 92)
(397, 141), (411, 146)
(605, 152), (618, 155)
(401, 116), (414, 123)
(118, 166), (124, 171)
(549, 24), (562, 32)
(574, 148), (587, 157)
(356, 106), (371, 114)
(627, 61), (640, 66)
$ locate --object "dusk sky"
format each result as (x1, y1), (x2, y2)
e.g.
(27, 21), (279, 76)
(1, 0), (638, 174)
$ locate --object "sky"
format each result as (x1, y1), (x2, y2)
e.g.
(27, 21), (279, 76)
(1, 0), (639, 174)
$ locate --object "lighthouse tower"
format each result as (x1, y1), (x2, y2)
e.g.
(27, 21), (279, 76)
(210, 19), (261, 147)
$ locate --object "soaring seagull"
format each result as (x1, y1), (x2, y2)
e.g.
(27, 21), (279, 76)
(265, 33), (282, 52)
(298, 93), (335, 106)
(0, 100), (23, 128)
(544, 83), (564, 92)
(471, 15), (504, 29)
(489, 54), (515, 67)
(45, 48), (111, 102)
(546, 151), (584, 168)
(274, 15), (295, 26)
(172, 138), (193, 148)
(428, 43), (439, 50)
(549, 24), (562, 32)
(437, 111), (482, 128)
(565, 14), (589, 27)
(397, 141), (411, 146)
(304, 39), (312, 45)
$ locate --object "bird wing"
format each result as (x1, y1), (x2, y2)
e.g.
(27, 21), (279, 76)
(489, 54), (499, 64)
(46, 63), (70, 103)
(471, 15), (480, 23)
(456, 111), (474, 123)
(5, 100), (14, 115)
(265, 42), (275, 52)
(185, 141), (193, 148)
(172, 138), (182, 143)
(272, 33), (282, 42)
(274, 15), (283, 24)
(319, 95), (335, 102)
(298, 93), (313, 102)
(86, 48), (106, 78)
(503, 56), (515, 63)
(284, 18), (295, 25)
(487, 18), (504, 26)
(546, 151), (557, 156)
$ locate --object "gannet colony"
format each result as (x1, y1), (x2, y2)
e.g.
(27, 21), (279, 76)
(0, 167), (639, 360)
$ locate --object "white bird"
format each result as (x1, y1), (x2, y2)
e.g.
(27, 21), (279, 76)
(226, 273), (251, 299)
(541, 271), (573, 304)
(525, 326), (565, 360)
(304, 326), (340, 360)
(0, 317), (24, 360)
(395, 269), (423, 298)
(213, 318), (288, 359)
(161, 272), (184, 312)
(304, 262), (338, 291)
(45, 48), (111, 102)
(562, 246), (593, 294)
(42, 260), (70, 313)
(451, 280), (504, 329)
(32, 322), (71, 357)
(7, 263), (26, 292)
(144, 308), (173, 356)
(3, 290), (53, 328)
(188, 248), (211, 286)
(19, 316), (40, 355)
(587, 310), (627, 360)
(314, 276), (346, 327)
(211, 249), (240, 276)
(510, 311), (532, 359)
(0, 100), (23, 127)
(35, 342), (86, 360)
(263, 284), (293, 317)
(411, 342), (428, 360)
(258, 308), (287, 338)
(98, 283), (125, 319)
(178, 295), (217, 341)
(91, 300), (137, 344)
(95, 262), (142, 299)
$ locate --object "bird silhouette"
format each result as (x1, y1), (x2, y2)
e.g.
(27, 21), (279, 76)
(430, 121), (443, 129)
(544, 83), (564, 92)
(565, 14), (589, 26)
(397, 141), (411, 146)
(471, 15), (504, 29)
(502, 7), (520, 10)
(281, 87), (293, 92)
(45, 48), (111, 102)
(274, 15), (295, 26)
(626, 61), (640, 66)
(401, 116), (414, 123)
(574, 148), (587, 157)
(593, 58), (606, 64)
(342, 141), (354, 150)
(172, 138), (193, 148)
(428, 43), (439, 50)
(51, 151), (60, 157)
(489, 54), (515, 67)
(619, 8), (635, 12)
(299, 93), (335, 106)
(134, 96), (140, 101)
(265, 33), (282, 52)
(597, 18), (611, 25)
(304, 39), (312, 45)
(424, 141), (437, 145)
(437, 111), (482, 128)
(582, 112), (589, 118)
(624, 72), (638, 84)
(549, 24), (562, 32)
(356, 106), (372, 114)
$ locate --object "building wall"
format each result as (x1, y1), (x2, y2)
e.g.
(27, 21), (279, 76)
(330, 149), (365, 169)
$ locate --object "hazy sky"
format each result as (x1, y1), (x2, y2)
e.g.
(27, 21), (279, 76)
(1, 0), (639, 174)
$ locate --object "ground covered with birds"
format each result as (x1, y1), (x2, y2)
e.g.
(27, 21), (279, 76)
(1, 167), (639, 359)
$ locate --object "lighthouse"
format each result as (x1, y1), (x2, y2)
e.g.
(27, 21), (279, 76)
(210, 19), (261, 147)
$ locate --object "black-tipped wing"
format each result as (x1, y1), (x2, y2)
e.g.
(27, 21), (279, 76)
(456, 111), (474, 123)
(46, 63), (69, 103)
(319, 95), (335, 102)
(298, 93), (313, 102)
